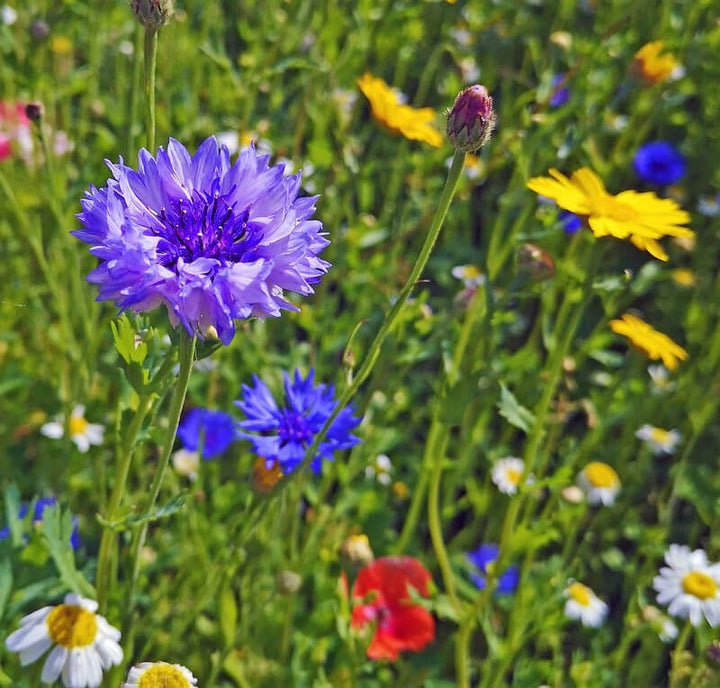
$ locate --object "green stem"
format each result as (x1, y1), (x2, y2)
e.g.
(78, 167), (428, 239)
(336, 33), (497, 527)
(669, 620), (692, 688)
(127, 334), (196, 612)
(144, 28), (158, 150)
(298, 150), (466, 475)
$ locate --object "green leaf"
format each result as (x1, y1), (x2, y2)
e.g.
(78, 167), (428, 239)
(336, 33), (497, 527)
(497, 383), (535, 433)
(0, 555), (12, 620)
(41, 506), (95, 598)
(96, 492), (190, 531)
(111, 314), (147, 365)
(3, 485), (22, 547)
(219, 581), (238, 647)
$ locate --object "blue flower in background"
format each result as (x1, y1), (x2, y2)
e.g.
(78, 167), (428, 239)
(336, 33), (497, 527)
(633, 141), (686, 186)
(549, 74), (570, 107)
(467, 543), (519, 594)
(236, 369), (362, 474)
(177, 407), (237, 459)
(0, 497), (80, 550)
(74, 137), (330, 344)
(560, 210), (582, 234)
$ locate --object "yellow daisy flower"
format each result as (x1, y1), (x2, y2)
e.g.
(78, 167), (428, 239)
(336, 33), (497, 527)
(609, 313), (688, 370)
(633, 41), (683, 85)
(526, 167), (693, 261)
(357, 73), (443, 148)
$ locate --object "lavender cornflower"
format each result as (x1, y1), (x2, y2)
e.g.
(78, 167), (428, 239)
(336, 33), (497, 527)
(177, 407), (237, 459)
(467, 544), (519, 595)
(74, 137), (330, 344)
(236, 369), (362, 474)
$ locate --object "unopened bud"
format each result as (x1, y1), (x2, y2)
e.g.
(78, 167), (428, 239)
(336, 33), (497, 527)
(447, 85), (496, 152)
(340, 534), (374, 568)
(276, 570), (302, 595)
(517, 243), (555, 281)
(130, 0), (174, 30)
(30, 20), (50, 42)
(24, 102), (44, 123)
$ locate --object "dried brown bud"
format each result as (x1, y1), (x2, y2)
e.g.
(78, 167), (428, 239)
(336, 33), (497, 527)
(517, 243), (555, 281)
(446, 85), (496, 152)
(130, 0), (174, 30)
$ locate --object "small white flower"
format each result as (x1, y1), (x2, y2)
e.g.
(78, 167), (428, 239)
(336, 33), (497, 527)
(491, 457), (526, 495)
(564, 582), (608, 627)
(40, 405), (104, 453)
(636, 425), (681, 455)
(577, 462), (620, 506)
(654, 544), (720, 627)
(1, 5), (18, 25)
(642, 605), (679, 642)
(172, 449), (200, 481)
(697, 193), (720, 218)
(647, 365), (676, 394)
(365, 454), (392, 486)
(122, 661), (197, 688)
(4, 593), (123, 688)
(451, 264), (486, 288)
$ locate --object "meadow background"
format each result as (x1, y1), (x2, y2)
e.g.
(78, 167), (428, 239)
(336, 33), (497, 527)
(1, 0), (720, 686)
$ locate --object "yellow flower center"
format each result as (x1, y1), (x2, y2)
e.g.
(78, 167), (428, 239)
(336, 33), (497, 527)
(69, 415), (89, 436)
(46, 604), (98, 648)
(682, 572), (717, 600)
(567, 583), (591, 607)
(650, 427), (671, 445)
(506, 468), (521, 485)
(583, 462), (619, 488)
(138, 664), (191, 688)
(589, 193), (638, 222)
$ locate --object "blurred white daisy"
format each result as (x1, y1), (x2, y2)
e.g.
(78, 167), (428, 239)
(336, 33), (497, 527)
(647, 365), (676, 394)
(654, 544), (720, 627)
(491, 457), (526, 495)
(4, 593), (122, 688)
(40, 405), (104, 453)
(215, 131), (239, 156)
(564, 582), (608, 627)
(697, 193), (720, 217)
(636, 425), (681, 455)
(365, 454), (392, 486)
(172, 449), (200, 481)
(451, 264), (486, 288)
(642, 606), (679, 643)
(122, 662), (197, 688)
(577, 462), (620, 506)
(1, 6), (17, 25)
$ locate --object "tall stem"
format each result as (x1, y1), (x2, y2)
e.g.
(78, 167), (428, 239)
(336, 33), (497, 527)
(144, 28), (158, 150)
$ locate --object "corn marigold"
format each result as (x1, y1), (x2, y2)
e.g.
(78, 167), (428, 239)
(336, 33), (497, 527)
(527, 167), (693, 261)
(610, 313), (688, 370)
(357, 73), (443, 147)
(633, 41), (683, 85)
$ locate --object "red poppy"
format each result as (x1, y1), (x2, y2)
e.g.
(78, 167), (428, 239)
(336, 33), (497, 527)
(350, 556), (435, 660)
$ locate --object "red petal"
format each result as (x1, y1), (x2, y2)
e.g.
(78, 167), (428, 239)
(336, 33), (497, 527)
(352, 556), (432, 601)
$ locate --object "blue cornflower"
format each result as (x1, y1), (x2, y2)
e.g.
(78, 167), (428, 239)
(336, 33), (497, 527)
(74, 137), (330, 345)
(633, 141), (686, 186)
(467, 544), (519, 594)
(549, 74), (570, 107)
(236, 369), (362, 474)
(177, 407), (237, 459)
(559, 210), (582, 234)
(0, 497), (80, 550)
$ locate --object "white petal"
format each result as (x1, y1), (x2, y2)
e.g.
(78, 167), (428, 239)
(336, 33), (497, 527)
(94, 635), (123, 668)
(72, 434), (90, 453)
(41, 422), (65, 439)
(18, 606), (53, 626)
(41, 645), (68, 683)
(5, 619), (51, 655)
(18, 635), (52, 665)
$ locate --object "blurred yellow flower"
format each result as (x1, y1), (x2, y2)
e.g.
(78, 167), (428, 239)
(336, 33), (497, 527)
(633, 41), (682, 85)
(609, 313), (688, 370)
(672, 268), (696, 287)
(357, 73), (443, 148)
(527, 168), (693, 261)
(50, 36), (73, 56)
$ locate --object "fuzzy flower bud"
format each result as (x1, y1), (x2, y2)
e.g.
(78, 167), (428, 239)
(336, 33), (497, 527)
(447, 85), (496, 152)
(130, 0), (174, 30)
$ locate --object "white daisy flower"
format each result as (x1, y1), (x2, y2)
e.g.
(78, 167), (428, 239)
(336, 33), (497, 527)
(365, 454), (392, 486)
(4, 593), (122, 688)
(636, 425), (681, 455)
(564, 582), (608, 627)
(491, 457), (526, 495)
(172, 449), (200, 481)
(40, 405), (104, 453)
(1, 6), (17, 26)
(122, 661), (197, 688)
(577, 462), (620, 506)
(451, 264), (486, 288)
(647, 365), (676, 394)
(653, 544), (720, 627)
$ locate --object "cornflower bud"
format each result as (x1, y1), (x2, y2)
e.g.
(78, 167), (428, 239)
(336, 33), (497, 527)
(129, 0), (174, 30)
(447, 85), (496, 152)
(24, 102), (44, 123)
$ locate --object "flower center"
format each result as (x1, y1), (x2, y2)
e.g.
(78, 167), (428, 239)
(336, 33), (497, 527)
(138, 664), (192, 688)
(155, 187), (262, 271)
(682, 571), (717, 600)
(584, 462), (618, 488)
(69, 415), (89, 436)
(589, 193), (638, 222)
(506, 468), (521, 485)
(277, 409), (314, 446)
(650, 427), (671, 445)
(45, 604), (98, 648)
(567, 583), (591, 607)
